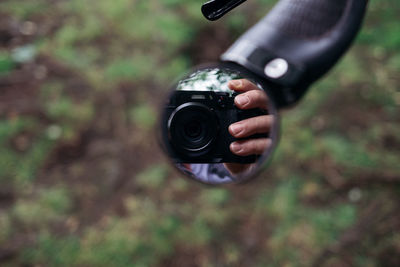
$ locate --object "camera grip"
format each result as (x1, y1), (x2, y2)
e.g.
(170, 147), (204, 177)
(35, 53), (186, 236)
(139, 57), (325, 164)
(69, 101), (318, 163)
(221, 0), (369, 107)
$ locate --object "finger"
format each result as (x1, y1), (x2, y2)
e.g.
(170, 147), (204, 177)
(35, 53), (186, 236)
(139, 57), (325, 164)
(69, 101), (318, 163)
(228, 79), (260, 92)
(230, 138), (272, 156)
(229, 115), (273, 138)
(234, 89), (268, 110)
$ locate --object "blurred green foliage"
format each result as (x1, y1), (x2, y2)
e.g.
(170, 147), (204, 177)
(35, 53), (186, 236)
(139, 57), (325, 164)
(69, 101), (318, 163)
(0, 0), (399, 266)
(0, 52), (15, 74)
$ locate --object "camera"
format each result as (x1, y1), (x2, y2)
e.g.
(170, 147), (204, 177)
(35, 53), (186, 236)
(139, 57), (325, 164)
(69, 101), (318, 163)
(161, 90), (268, 164)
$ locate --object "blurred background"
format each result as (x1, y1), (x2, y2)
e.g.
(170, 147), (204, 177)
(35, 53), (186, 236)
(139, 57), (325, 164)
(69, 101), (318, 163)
(0, 0), (399, 266)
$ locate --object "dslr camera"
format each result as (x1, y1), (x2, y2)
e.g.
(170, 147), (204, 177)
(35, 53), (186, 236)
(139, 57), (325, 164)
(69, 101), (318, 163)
(161, 90), (268, 164)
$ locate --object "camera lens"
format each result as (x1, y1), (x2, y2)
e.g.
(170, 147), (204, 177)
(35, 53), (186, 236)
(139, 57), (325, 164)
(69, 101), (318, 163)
(168, 102), (218, 154)
(184, 121), (202, 138)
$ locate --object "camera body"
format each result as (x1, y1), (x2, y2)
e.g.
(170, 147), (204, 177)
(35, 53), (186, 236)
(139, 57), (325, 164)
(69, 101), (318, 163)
(162, 90), (268, 164)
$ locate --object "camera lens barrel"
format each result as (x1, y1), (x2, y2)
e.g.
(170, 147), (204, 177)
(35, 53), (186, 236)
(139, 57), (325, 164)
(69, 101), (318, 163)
(168, 102), (219, 155)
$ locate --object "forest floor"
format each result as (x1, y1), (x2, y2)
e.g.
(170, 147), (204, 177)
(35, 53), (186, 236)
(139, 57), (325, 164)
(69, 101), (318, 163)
(0, 0), (399, 266)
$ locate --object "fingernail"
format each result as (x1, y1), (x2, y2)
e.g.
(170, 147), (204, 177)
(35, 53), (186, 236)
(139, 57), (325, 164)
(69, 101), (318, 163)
(235, 95), (249, 106)
(230, 142), (242, 153)
(229, 124), (243, 136)
(229, 80), (242, 88)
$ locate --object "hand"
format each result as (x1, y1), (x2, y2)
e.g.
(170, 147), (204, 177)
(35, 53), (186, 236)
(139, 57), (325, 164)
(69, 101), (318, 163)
(227, 79), (273, 155)
(223, 79), (273, 175)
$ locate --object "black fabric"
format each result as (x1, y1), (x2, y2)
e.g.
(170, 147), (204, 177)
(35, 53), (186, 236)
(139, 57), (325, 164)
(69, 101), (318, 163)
(264, 0), (348, 39)
(221, 0), (368, 107)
